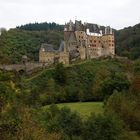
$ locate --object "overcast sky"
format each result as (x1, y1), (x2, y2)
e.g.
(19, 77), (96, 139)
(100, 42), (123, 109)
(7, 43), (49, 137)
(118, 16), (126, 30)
(0, 0), (140, 30)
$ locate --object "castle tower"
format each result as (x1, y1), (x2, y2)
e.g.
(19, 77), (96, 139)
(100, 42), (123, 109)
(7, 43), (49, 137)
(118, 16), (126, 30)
(110, 28), (113, 34)
(69, 20), (74, 31)
(105, 26), (113, 35)
(64, 23), (68, 31)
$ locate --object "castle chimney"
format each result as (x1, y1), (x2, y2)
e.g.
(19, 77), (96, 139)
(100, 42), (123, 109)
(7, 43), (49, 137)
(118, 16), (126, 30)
(105, 27), (107, 34)
(100, 30), (103, 36)
(64, 23), (68, 31)
(110, 28), (113, 34)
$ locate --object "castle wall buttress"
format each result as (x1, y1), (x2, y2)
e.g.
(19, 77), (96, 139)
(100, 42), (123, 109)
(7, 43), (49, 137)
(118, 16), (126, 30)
(78, 46), (86, 60)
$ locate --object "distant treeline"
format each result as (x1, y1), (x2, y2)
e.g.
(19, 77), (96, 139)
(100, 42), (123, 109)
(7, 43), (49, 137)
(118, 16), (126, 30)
(17, 22), (64, 31)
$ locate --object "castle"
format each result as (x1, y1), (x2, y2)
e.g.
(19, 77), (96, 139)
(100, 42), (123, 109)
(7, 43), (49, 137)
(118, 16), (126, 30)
(39, 20), (115, 65)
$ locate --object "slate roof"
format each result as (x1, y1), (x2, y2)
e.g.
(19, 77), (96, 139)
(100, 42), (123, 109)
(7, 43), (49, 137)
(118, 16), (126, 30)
(59, 41), (65, 52)
(41, 41), (66, 52)
(86, 23), (100, 33)
(41, 43), (55, 52)
(64, 31), (77, 42)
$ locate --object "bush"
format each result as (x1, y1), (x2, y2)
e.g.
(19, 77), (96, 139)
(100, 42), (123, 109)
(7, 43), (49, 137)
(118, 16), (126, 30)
(53, 63), (67, 85)
(106, 91), (140, 134)
(82, 113), (124, 140)
(39, 105), (83, 139)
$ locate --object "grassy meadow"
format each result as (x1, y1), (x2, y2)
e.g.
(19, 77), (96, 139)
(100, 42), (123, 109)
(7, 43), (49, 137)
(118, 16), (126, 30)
(45, 102), (104, 118)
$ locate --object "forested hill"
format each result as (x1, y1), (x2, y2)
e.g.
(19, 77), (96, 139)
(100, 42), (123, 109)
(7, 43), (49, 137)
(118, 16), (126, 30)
(115, 23), (140, 59)
(0, 22), (140, 64)
(17, 22), (64, 31)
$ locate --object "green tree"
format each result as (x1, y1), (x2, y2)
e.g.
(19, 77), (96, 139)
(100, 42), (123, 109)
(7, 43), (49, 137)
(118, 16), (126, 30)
(40, 79), (57, 105)
(53, 63), (66, 85)
(101, 72), (130, 99)
(39, 105), (83, 139)
(106, 91), (140, 134)
(92, 66), (111, 100)
(115, 23), (140, 60)
(57, 107), (83, 139)
(83, 113), (124, 140)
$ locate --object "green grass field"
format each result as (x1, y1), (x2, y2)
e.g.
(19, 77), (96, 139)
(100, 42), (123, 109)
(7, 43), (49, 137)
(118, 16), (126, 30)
(48, 102), (104, 118)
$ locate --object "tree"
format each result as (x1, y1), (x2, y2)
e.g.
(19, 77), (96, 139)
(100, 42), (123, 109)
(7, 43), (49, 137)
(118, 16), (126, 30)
(115, 23), (140, 60)
(83, 113), (124, 140)
(17, 22), (64, 31)
(106, 91), (140, 134)
(57, 107), (83, 139)
(92, 66), (111, 100)
(39, 105), (83, 139)
(53, 63), (66, 85)
(39, 78), (59, 105)
(101, 72), (130, 99)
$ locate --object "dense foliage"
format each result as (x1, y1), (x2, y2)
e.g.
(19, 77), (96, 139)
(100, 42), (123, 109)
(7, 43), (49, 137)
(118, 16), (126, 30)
(26, 59), (130, 105)
(115, 23), (140, 59)
(17, 22), (64, 31)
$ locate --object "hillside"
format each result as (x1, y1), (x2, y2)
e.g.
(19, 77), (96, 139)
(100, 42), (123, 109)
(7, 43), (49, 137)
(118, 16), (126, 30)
(0, 23), (63, 64)
(115, 23), (140, 59)
(25, 58), (131, 105)
(0, 22), (140, 64)
(1, 58), (140, 139)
